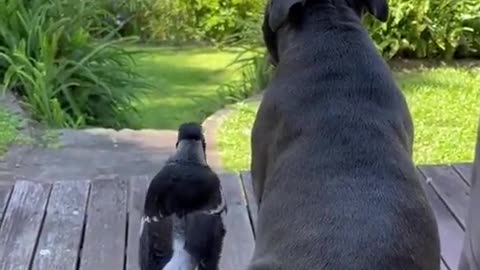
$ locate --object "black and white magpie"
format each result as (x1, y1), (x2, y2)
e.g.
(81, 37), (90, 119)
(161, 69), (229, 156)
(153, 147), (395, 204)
(139, 122), (226, 270)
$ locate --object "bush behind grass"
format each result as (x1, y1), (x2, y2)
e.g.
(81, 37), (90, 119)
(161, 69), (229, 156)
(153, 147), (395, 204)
(0, 0), (150, 128)
(218, 67), (480, 171)
(107, 0), (265, 44)
(114, 0), (480, 59)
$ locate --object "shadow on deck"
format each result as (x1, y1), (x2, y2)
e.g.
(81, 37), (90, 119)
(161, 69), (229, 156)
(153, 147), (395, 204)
(0, 163), (472, 270)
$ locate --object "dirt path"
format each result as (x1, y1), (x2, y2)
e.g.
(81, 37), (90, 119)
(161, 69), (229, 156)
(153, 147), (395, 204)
(0, 92), (227, 184)
(0, 128), (180, 183)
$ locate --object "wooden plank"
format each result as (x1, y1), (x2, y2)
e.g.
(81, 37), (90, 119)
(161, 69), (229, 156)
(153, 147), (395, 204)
(31, 181), (90, 270)
(452, 163), (472, 186)
(219, 173), (255, 270)
(79, 179), (128, 270)
(417, 169), (464, 270)
(0, 181), (51, 270)
(221, 173), (246, 206)
(0, 185), (12, 225)
(419, 165), (470, 228)
(240, 171), (258, 237)
(126, 176), (150, 270)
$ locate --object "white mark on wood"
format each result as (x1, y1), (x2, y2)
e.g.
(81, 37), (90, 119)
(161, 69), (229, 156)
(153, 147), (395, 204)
(39, 249), (51, 256)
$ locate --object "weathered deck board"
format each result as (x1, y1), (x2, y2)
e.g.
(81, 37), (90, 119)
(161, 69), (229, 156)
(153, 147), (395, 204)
(0, 186), (12, 225)
(452, 163), (472, 186)
(419, 165), (470, 228)
(417, 169), (464, 269)
(0, 181), (51, 270)
(441, 260), (449, 270)
(0, 164), (472, 270)
(79, 178), (128, 270)
(31, 181), (90, 270)
(240, 171), (258, 236)
(219, 173), (255, 270)
(126, 176), (150, 270)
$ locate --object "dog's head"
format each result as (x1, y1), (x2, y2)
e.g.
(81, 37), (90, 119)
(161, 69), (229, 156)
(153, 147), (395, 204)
(263, 0), (389, 65)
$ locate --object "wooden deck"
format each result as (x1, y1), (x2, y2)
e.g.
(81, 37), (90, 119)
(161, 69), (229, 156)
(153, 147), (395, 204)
(0, 163), (473, 270)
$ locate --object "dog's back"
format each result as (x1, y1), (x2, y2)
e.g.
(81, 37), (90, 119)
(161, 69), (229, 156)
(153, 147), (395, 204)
(249, 1), (440, 269)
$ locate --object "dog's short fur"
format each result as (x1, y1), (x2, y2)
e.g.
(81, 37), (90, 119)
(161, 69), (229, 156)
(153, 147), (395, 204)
(249, 1), (441, 269)
(139, 122), (226, 270)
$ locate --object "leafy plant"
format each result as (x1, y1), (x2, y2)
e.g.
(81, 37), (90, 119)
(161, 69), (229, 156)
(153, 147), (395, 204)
(216, 9), (271, 104)
(0, 0), (150, 128)
(217, 52), (271, 103)
(364, 0), (480, 60)
(100, 0), (265, 44)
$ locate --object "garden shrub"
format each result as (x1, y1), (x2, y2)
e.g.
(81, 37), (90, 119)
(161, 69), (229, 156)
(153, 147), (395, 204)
(364, 0), (480, 59)
(217, 52), (271, 103)
(102, 0), (265, 44)
(108, 0), (480, 59)
(0, 0), (150, 128)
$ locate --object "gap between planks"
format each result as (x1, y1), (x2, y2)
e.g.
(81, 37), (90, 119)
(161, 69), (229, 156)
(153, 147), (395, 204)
(0, 164), (472, 270)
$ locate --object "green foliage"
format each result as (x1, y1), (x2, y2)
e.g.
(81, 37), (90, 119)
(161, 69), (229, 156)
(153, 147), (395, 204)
(0, 0), (150, 128)
(217, 52), (271, 103)
(218, 102), (258, 171)
(190, 0), (264, 42)
(215, 9), (270, 104)
(104, 0), (265, 44)
(0, 109), (27, 155)
(364, 0), (480, 60)
(109, 0), (480, 59)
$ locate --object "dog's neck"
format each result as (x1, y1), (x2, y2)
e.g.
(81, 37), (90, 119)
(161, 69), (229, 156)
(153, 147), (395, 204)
(172, 140), (207, 165)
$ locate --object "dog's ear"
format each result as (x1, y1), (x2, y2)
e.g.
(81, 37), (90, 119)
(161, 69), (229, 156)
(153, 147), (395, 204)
(363, 0), (389, 22)
(262, 10), (279, 65)
(268, 0), (306, 31)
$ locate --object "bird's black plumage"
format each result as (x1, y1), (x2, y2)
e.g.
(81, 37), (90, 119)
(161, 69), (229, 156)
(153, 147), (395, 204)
(139, 122), (226, 270)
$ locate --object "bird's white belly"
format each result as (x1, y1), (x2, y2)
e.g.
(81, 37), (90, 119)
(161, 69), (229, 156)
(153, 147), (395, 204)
(163, 236), (197, 270)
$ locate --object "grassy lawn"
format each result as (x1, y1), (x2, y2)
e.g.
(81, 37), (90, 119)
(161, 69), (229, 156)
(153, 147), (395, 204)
(218, 67), (480, 171)
(0, 109), (22, 155)
(127, 47), (239, 129)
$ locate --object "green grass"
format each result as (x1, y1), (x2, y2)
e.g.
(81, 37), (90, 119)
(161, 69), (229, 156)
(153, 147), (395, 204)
(0, 109), (23, 155)
(218, 67), (480, 171)
(127, 47), (240, 129)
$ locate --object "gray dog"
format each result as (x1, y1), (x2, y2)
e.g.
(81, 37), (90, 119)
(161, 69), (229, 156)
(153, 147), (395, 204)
(249, 0), (441, 269)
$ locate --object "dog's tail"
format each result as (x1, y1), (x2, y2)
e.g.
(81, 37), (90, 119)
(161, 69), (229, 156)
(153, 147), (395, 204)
(178, 122), (204, 141)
